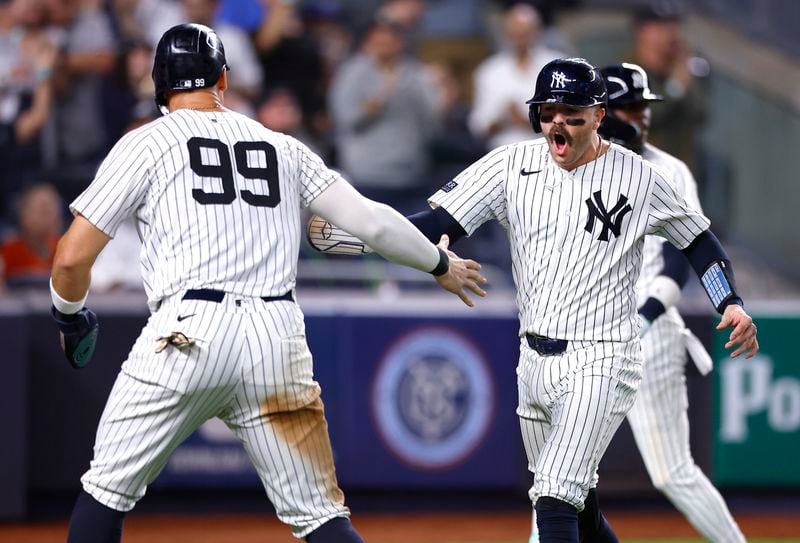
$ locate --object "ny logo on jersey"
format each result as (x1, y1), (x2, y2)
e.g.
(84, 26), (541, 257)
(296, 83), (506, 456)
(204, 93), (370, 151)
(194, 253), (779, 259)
(551, 71), (573, 89)
(584, 191), (632, 242)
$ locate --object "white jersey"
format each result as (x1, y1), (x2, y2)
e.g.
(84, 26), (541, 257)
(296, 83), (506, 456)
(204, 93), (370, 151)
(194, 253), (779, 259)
(636, 143), (704, 306)
(625, 143), (747, 543)
(71, 109), (341, 310)
(429, 139), (710, 341)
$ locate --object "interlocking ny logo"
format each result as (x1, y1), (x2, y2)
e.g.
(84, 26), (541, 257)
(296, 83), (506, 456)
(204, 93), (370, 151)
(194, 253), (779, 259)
(551, 71), (573, 89)
(584, 191), (632, 241)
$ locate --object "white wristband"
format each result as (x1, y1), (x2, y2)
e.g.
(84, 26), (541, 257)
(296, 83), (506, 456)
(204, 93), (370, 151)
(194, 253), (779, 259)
(50, 278), (88, 314)
(648, 275), (682, 311)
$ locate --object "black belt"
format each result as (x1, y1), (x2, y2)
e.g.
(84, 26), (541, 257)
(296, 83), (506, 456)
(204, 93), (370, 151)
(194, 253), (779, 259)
(182, 289), (293, 304)
(525, 333), (568, 356)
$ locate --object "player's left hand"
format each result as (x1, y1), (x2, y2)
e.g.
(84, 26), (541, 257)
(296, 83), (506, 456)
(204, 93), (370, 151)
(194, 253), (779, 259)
(434, 235), (487, 307)
(716, 304), (759, 359)
(51, 306), (100, 369)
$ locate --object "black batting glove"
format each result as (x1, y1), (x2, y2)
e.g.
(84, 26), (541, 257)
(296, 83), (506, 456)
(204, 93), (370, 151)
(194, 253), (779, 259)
(51, 306), (99, 369)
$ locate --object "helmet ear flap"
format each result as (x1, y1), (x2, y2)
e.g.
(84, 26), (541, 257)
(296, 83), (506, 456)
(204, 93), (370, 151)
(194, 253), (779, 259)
(529, 104), (542, 133)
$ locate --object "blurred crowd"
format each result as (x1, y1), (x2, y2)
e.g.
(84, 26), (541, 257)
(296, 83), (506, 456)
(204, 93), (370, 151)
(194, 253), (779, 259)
(0, 0), (707, 292)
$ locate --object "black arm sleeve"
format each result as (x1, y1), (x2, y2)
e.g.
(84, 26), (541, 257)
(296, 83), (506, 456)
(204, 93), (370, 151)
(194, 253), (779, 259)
(682, 229), (743, 311)
(662, 241), (691, 289)
(407, 206), (468, 245)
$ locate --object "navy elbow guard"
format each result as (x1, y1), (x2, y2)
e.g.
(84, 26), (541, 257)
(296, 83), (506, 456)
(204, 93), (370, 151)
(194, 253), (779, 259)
(700, 260), (740, 313)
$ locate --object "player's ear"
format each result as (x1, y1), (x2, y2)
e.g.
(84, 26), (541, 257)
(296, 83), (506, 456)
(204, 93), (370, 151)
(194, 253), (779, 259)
(217, 68), (229, 93)
(593, 106), (606, 130)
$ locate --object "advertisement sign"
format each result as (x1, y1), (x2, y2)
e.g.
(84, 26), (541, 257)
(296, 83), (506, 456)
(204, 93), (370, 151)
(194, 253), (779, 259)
(713, 316), (800, 485)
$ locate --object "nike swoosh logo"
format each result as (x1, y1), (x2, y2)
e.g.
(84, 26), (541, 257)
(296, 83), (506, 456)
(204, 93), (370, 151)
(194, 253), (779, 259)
(177, 314), (196, 322)
(520, 168), (542, 176)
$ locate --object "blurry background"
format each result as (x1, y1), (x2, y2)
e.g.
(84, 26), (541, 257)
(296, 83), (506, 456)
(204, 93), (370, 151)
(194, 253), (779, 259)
(1, 0), (799, 539)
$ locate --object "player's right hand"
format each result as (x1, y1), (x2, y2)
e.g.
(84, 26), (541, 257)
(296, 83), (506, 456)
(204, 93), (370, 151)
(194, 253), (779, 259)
(51, 306), (100, 369)
(434, 235), (487, 307)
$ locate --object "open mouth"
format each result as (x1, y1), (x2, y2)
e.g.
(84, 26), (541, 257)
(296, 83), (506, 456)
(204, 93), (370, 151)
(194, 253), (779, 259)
(552, 133), (568, 155)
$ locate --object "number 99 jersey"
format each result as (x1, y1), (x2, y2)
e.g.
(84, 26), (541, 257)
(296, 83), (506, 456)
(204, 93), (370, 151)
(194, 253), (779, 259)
(71, 109), (342, 311)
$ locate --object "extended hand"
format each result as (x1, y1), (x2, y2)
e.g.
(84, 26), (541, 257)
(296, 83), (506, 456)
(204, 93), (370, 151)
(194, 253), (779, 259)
(434, 235), (487, 307)
(716, 304), (759, 359)
(52, 306), (100, 369)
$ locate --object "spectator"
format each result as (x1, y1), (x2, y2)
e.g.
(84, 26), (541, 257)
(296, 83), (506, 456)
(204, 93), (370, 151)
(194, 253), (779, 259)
(1, 182), (63, 287)
(469, 3), (563, 148)
(109, 0), (183, 48)
(181, 0), (264, 105)
(43, 0), (117, 202)
(416, 0), (489, 104)
(0, 0), (57, 222)
(256, 86), (325, 157)
(329, 14), (439, 214)
(255, 0), (326, 133)
(217, 0), (263, 33)
(632, 3), (708, 170)
(489, 0), (579, 55)
(378, 0), (425, 34)
(100, 39), (156, 143)
(302, 1), (353, 85)
(425, 62), (485, 182)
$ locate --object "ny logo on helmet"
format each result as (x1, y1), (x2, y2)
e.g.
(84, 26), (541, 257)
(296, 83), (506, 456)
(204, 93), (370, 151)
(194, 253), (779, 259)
(551, 71), (574, 89)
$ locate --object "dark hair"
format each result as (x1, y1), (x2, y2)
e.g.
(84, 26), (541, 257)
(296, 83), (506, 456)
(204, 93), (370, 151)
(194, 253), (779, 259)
(634, 0), (684, 25)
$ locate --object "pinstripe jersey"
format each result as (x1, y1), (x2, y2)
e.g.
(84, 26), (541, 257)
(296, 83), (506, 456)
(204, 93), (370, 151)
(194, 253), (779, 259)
(636, 143), (704, 305)
(71, 109), (341, 310)
(429, 139), (710, 342)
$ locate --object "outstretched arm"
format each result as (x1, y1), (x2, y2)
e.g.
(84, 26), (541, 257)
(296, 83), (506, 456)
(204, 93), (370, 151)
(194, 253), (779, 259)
(308, 179), (486, 306)
(682, 229), (759, 358)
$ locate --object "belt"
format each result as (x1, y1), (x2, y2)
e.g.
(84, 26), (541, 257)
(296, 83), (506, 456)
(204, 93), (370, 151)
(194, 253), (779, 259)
(525, 333), (568, 356)
(182, 289), (293, 304)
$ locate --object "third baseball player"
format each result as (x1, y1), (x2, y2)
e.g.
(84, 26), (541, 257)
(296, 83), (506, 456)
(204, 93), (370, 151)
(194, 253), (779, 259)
(599, 62), (746, 542)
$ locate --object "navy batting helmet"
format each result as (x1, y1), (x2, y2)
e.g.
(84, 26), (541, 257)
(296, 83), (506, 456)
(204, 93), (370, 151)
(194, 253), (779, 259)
(152, 23), (228, 109)
(598, 63), (662, 148)
(526, 57), (607, 133)
(601, 63), (663, 108)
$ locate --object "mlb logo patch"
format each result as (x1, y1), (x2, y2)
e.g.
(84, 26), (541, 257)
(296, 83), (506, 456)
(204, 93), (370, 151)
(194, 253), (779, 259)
(178, 80), (193, 89)
(441, 181), (458, 193)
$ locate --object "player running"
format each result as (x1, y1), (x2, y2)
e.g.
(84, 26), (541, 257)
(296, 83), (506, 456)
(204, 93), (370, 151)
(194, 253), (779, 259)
(307, 57), (758, 543)
(598, 62), (746, 542)
(50, 24), (485, 543)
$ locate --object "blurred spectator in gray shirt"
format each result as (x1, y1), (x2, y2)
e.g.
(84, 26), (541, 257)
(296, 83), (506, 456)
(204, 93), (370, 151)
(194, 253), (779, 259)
(329, 15), (439, 213)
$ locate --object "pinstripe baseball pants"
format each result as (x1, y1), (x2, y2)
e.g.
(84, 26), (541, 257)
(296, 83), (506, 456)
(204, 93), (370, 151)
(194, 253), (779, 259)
(80, 293), (349, 538)
(517, 339), (642, 510)
(627, 312), (745, 542)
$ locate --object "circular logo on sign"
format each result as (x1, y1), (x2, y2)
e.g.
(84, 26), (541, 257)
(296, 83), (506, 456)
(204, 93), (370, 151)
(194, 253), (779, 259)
(372, 328), (495, 469)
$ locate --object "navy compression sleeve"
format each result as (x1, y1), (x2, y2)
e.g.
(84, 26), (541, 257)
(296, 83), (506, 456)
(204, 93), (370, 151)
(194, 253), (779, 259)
(407, 206), (468, 245)
(682, 229), (743, 312)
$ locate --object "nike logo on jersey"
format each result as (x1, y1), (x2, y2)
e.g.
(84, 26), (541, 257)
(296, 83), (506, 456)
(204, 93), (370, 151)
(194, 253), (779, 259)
(177, 314), (196, 322)
(520, 168), (542, 176)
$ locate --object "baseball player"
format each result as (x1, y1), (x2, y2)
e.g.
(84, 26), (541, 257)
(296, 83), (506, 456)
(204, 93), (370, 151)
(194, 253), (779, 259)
(49, 24), (486, 543)
(307, 58), (759, 543)
(596, 63), (746, 542)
